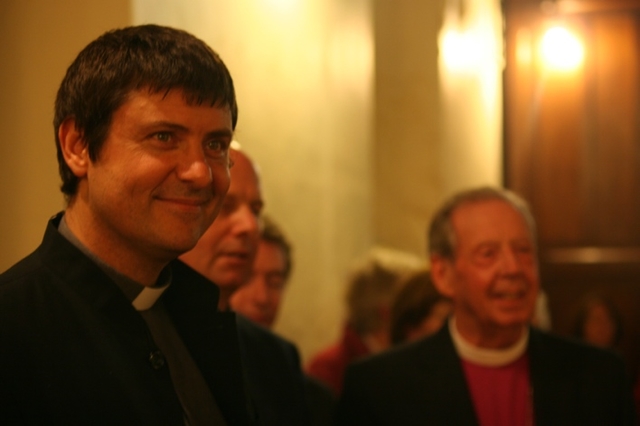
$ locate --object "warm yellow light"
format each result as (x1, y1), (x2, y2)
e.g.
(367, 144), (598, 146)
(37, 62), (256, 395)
(540, 26), (584, 71)
(261, 0), (299, 17)
(441, 29), (484, 73)
(516, 28), (533, 66)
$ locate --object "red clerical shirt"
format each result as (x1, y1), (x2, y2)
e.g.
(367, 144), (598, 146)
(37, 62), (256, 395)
(462, 351), (533, 426)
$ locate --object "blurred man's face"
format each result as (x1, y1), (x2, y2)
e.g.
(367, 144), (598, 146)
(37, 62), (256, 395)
(431, 200), (539, 346)
(180, 149), (263, 306)
(230, 240), (288, 328)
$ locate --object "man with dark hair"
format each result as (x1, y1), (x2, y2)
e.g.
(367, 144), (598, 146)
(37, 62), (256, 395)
(0, 25), (252, 424)
(337, 187), (636, 425)
(230, 214), (293, 328)
(54, 24), (238, 200)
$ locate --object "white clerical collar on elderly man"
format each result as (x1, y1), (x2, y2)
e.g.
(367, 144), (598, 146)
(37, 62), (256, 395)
(449, 317), (529, 367)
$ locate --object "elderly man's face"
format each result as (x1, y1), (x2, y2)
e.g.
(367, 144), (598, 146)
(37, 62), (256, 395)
(180, 149), (263, 300)
(432, 200), (539, 343)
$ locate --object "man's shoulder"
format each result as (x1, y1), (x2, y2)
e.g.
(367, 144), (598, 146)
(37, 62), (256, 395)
(0, 249), (51, 329)
(336, 328), (472, 425)
(530, 328), (627, 371)
(234, 315), (310, 424)
(531, 328), (618, 357)
(528, 329), (637, 425)
(355, 325), (452, 373)
(0, 249), (44, 287)
(163, 259), (220, 312)
(0, 222), (68, 308)
(0, 213), (80, 292)
(236, 313), (299, 358)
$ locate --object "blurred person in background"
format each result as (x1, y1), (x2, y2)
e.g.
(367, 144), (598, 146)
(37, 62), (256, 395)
(572, 293), (623, 350)
(337, 187), (636, 425)
(230, 215), (292, 328)
(180, 147), (309, 425)
(389, 268), (452, 345)
(306, 248), (421, 395)
(231, 214), (336, 426)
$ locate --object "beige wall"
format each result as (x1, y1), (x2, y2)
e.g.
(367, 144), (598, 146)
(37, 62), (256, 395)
(438, 0), (503, 193)
(0, 0), (502, 362)
(133, 0), (375, 361)
(373, 0), (447, 258)
(374, 0), (503, 258)
(0, 0), (130, 271)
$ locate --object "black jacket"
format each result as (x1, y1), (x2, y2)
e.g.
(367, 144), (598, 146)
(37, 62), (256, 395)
(236, 314), (311, 425)
(337, 324), (637, 425)
(0, 214), (253, 425)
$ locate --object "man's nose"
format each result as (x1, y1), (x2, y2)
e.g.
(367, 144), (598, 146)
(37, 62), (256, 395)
(177, 143), (213, 187)
(234, 205), (260, 234)
(500, 248), (523, 274)
(252, 278), (270, 305)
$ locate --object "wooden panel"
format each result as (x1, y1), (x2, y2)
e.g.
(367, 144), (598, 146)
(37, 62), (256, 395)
(504, 2), (640, 377)
(533, 45), (588, 245)
(541, 262), (640, 376)
(591, 15), (640, 244)
(503, 0), (640, 14)
(505, 7), (640, 248)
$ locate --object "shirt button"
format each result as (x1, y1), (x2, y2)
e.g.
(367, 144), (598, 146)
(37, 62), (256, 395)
(149, 351), (166, 370)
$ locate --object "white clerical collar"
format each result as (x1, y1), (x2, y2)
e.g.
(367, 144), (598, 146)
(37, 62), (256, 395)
(449, 316), (529, 367)
(131, 281), (170, 311)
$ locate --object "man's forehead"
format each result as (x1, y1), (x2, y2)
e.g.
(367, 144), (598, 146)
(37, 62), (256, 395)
(453, 198), (520, 220)
(451, 199), (532, 242)
(260, 240), (286, 256)
(229, 151), (260, 191)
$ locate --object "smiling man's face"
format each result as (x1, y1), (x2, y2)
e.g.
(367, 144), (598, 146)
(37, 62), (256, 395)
(180, 149), (263, 307)
(60, 88), (233, 285)
(431, 199), (539, 346)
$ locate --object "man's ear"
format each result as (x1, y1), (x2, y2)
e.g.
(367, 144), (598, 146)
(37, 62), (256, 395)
(430, 255), (456, 299)
(58, 118), (89, 178)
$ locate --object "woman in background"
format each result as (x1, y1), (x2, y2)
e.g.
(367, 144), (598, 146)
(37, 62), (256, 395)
(390, 268), (452, 345)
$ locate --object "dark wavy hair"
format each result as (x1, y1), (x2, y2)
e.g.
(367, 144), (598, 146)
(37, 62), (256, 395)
(260, 215), (293, 280)
(54, 24), (238, 199)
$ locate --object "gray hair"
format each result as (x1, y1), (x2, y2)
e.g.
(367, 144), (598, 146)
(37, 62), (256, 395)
(427, 187), (537, 259)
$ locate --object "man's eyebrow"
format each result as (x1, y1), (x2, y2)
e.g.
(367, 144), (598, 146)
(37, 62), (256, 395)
(471, 241), (499, 251)
(143, 121), (233, 137)
(143, 121), (188, 132)
(204, 129), (234, 139)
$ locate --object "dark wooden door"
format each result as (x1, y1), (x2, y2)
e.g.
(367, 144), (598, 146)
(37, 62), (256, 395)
(503, 0), (640, 375)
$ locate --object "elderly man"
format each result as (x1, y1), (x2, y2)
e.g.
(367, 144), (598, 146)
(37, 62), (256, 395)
(337, 187), (636, 425)
(180, 147), (310, 425)
(0, 25), (252, 424)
